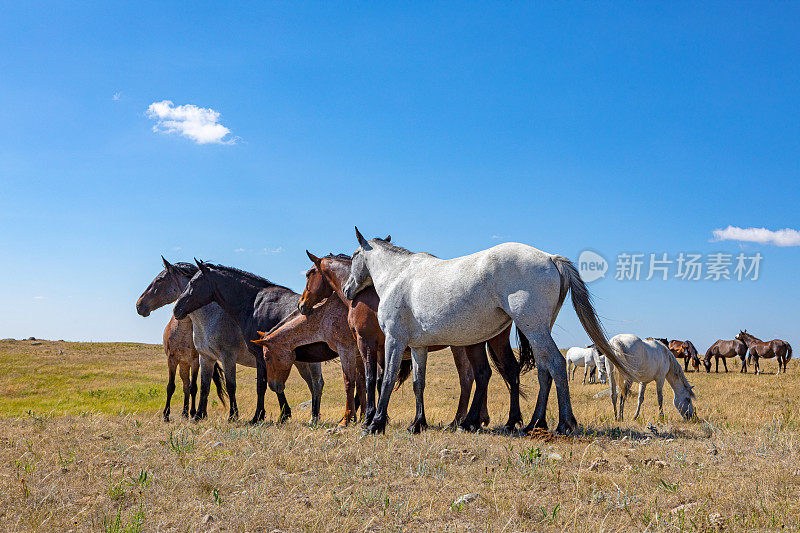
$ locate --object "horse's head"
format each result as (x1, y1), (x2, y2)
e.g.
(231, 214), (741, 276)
(173, 259), (216, 320)
(251, 332), (294, 393)
(736, 330), (748, 342)
(136, 257), (196, 317)
(674, 387), (695, 420)
(702, 354), (712, 373)
(343, 227), (377, 300)
(299, 251), (334, 315)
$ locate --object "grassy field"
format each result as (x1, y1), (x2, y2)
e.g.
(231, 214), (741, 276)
(1, 338), (799, 531)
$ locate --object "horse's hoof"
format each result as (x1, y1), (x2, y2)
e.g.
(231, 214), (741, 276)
(458, 420), (479, 433)
(366, 420), (387, 434)
(163, 415), (170, 423)
(407, 420), (428, 434)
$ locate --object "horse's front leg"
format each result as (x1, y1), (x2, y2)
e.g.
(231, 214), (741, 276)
(408, 346), (429, 434)
(460, 344), (492, 432)
(179, 362), (192, 419)
(358, 336), (379, 427)
(222, 356), (239, 422)
(338, 346), (359, 426)
(487, 332), (522, 431)
(450, 346), (475, 427)
(296, 362), (324, 425)
(189, 359), (199, 417)
(366, 335), (407, 434)
(164, 357), (178, 422)
(251, 353), (268, 424)
(193, 356), (214, 421)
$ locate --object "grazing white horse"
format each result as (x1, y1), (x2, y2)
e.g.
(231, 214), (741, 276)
(597, 334), (695, 421)
(565, 346), (599, 385)
(342, 228), (634, 435)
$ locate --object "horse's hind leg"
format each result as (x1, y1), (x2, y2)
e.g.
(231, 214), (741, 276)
(366, 335), (408, 434)
(460, 344), (492, 432)
(722, 357), (728, 373)
(450, 346), (475, 427)
(520, 330), (576, 435)
(357, 336), (380, 427)
(338, 346), (359, 426)
(655, 377), (665, 419)
(408, 346), (429, 434)
(633, 383), (646, 420)
(296, 362), (324, 425)
(164, 356), (178, 422)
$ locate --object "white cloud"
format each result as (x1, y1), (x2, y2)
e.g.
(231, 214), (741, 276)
(33, 296), (45, 300)
(112, 92), (121, 101)
(262, 247), (283, 254)
(712, 225), (800, 247)
(146, 100), (236, 145)
(234, 248), (246, 253)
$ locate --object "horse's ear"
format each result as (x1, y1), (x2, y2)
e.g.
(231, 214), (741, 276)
(162, 255), (173, 271)
(251, 338), (266, 346)
(355, 226), (369, 248)
(195, 258), (209, 274)
(384, 235), (391, 242)
(306, 250), (321, 265)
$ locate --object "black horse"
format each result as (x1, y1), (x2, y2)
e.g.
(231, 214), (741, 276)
(174, 260), (339, 424)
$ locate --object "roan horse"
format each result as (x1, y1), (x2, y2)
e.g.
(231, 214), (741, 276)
(173, 261), (336, 424)
(668, 340), (700, 372)
(736, 330), (792, 374)
(252, 295), (367, 426)
(342, 228), (634, 435)
(300, 251), (519, 431)
(598, 335), (695, 421)
(703, 339), (748, 373)
(137, 259), (248, 421)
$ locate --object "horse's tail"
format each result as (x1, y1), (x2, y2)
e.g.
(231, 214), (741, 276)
(395, 358), (412, 389)
(487, 342), (528, 400)
(211, 361), (228, 407)
(786, 343), (793, 361)
(551, 256), (635, 381)
(517, 327), (536, 374)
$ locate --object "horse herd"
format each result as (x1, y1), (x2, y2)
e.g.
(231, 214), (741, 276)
(135, 229), (792, 435)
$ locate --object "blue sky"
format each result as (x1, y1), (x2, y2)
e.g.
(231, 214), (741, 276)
(1, 3), (798, 350)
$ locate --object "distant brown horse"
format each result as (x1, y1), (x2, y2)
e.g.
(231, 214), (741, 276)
(736, 330), (792, 374)
(300, 251), (522, 432)
(252, 295), (366, 426)
(668, 340), (700, 372)
(703, 339), (748, 373)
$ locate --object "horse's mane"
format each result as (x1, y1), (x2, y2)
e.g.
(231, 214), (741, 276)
(324, 253), (352, 262)
(739, 330), (762, 343)
(205, 263), (292, 291)
(667, 351), (696, 398)
(374, 238), (437, 258)
(172, 262), (199, 278)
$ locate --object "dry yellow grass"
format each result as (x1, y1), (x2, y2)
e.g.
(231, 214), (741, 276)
(1, 338), (800, 531)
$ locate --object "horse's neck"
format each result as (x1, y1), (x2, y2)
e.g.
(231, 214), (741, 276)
(743, 334), (761, 346)
(367, 248), (417, 297)
(664, 362), (688, 395)
(265, 311), (319, 349)
(324, 261), (351, 303)
(211, 274), (261, 331)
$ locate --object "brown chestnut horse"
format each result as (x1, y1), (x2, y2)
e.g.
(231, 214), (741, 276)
(300, 251), (524, 432)
(668, 340), (700, 372)
(252, 295), (366, 426)
(703, 339), (748, 373)
(736, 330), (792, 374)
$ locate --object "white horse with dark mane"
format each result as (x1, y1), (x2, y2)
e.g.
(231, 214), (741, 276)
(596, 334), (695, 421)
(565, 345), (604, 385)
(342, 228), (635, 435)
